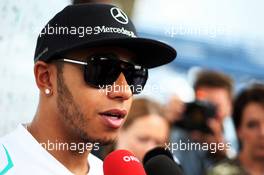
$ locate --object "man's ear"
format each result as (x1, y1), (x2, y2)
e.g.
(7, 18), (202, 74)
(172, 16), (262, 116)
(34, 61), (55, 95)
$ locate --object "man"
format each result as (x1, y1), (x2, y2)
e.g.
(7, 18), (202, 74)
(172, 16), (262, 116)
(194, 70), (238, 155)
(0, 4), (176, 175)
(194, 70), (233, 123)
(170, 70), (238, 175)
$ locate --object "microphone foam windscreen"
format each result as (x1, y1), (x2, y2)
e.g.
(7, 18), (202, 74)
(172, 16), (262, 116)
(103, 149), (146, 175)
(144, 155), (184, 175)
(143, 147), (174, 165)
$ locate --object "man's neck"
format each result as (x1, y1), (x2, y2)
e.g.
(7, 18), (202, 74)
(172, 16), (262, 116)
(28, 110), (91, 175)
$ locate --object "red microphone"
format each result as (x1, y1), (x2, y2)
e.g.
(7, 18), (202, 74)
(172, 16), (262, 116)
(103, 150), (147, 175)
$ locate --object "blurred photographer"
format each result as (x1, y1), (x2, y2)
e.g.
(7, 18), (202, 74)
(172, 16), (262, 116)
(170, 70), (238, 175)
(193, 70), (238, 156)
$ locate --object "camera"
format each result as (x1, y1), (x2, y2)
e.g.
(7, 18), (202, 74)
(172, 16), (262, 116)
(174, 100), (217, 134)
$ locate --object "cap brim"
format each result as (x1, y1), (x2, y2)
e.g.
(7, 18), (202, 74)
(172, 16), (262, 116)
(53, 37), (177, 68)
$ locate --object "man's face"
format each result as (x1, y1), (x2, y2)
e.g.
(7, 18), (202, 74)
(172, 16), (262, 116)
(196, 87), (232, 120)
(55, 47), (134, 145)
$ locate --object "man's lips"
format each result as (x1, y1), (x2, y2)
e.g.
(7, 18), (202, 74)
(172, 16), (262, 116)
(99, 109), (128, 129)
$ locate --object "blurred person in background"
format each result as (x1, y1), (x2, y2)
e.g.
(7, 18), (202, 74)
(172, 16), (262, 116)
(102, 98), (170, 162)
(170, 69), (238, 175)
(208, 84), (264, 175)
(193, 70), (238, 156)
(164, 95), (185, 124)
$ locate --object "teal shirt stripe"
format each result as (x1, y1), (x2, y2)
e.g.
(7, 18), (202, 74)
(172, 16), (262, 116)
(0, 145), (14, 175)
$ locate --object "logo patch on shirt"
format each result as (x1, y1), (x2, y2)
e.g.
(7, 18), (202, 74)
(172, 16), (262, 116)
(0, 145), (14, 174)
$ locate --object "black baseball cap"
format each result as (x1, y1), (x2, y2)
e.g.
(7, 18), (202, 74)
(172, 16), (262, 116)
(34, 4), (177, 68)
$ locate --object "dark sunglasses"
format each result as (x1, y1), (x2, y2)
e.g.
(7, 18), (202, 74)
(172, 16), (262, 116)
(57, 54), (148, 94)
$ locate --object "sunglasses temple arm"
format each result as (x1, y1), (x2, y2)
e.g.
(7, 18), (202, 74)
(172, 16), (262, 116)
(61, 58), (88, 65)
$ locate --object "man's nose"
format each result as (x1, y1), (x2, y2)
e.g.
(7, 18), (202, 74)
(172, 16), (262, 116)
(107, 73), (132, 100)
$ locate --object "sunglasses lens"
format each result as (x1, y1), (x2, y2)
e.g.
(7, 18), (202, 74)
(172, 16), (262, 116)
(124, 68), (148, 94)
(83, 55), (148, 95)
(84, 59), (120, 88)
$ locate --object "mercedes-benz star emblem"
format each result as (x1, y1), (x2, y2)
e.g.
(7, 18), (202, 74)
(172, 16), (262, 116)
(110, 7), (129, 24)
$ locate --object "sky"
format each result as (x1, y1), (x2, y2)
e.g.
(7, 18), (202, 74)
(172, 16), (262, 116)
(133, 0), (264, 42)
(132, 0), (264, 102)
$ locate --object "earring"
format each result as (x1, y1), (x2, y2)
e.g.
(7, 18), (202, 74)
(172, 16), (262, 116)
(44, 88), (51, 95)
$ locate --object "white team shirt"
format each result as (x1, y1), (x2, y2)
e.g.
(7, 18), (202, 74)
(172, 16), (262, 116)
(0, 124), (103, 175)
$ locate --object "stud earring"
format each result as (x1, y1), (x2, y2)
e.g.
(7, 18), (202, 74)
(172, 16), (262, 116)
(44, 88), (51, 95)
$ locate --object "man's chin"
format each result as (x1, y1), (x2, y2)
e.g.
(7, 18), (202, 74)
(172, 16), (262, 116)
(82, 134), (117, 146)
(96, 134), (118, 145)
(98, 139), (116, 146)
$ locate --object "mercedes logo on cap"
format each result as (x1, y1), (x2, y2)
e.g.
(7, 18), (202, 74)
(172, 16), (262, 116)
(110, 7), (129, 24)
